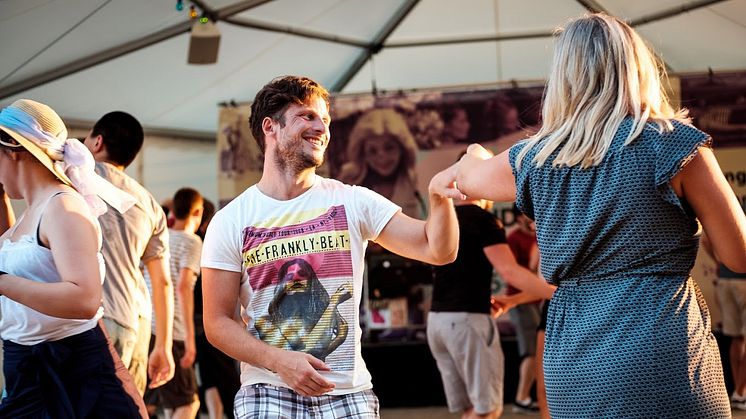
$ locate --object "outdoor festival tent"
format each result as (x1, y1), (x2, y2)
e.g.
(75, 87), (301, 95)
(2, 0), (745, 137)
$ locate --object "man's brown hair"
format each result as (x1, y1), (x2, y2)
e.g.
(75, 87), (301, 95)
(248, 76), (330, 152)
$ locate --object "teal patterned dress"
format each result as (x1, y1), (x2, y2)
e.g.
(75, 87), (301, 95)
(509, 117), (731, 418)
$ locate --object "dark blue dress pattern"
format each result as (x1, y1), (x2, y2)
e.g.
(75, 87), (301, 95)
(509, 118), (730, 418)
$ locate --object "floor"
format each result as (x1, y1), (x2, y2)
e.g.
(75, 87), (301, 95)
(380, 404), (746, 418)
(194, 402), (746, 418)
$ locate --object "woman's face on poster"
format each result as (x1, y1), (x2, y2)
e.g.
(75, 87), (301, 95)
(444, 108), (470, 142)
(363, 135), (403, 177)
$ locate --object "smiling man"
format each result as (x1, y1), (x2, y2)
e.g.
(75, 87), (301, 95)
(200, 75), (460, 418)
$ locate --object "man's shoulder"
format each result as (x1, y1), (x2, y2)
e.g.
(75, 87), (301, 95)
(169, 229), (202, 254)
(169, 228), (201, 243)
(317, 177), (388, 202)
(96, 162), (157, 204)
(316, 176), (351, 191)
(218, 185), (258, 211)
(209, 186), (260, 229)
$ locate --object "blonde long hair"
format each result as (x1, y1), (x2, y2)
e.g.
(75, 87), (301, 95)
(516, 13), (690, 169)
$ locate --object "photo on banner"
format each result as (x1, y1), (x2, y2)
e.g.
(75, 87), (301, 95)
(326, 85), (545, 221)
(216, 104), (263, 208)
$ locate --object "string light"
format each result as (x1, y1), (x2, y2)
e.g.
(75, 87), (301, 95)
(200, 16), (209, 24)
(175, 0), (183, 11)
(189, 5), (198, 19)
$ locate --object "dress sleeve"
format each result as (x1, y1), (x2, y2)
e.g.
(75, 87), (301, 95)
(654, 121), (712, 188)
(654, 122), (712, 211)
(508, 140), (535, 219)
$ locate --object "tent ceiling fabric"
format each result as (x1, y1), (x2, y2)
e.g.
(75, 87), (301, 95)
(1, 0), (744, 135)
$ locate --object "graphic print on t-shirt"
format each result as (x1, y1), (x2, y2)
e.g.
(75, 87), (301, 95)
(242, 205), (355, 369)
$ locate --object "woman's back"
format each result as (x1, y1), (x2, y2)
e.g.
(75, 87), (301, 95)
(511, 117), (708, 284)
(450, 12), (743, 419)
(510, 118), (731, 418)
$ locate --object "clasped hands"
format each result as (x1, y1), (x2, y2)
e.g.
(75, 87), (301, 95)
(429, 143), (495, 200)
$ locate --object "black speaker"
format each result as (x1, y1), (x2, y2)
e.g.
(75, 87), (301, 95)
(188, 20), (220, 64)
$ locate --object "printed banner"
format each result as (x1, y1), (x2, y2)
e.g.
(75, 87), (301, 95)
(327, 86), (545, 219)
(216, 84), (546, 214)
(681, 71), (746, 148)
(216, 106), (263, 208)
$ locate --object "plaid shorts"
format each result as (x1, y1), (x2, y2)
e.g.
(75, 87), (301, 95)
(234, 384), (379, 418)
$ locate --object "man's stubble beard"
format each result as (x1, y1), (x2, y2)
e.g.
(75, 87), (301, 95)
(274, 136), (325, 175)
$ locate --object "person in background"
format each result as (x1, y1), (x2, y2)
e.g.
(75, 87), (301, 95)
(162, 197), (175, 228)
(337, 108), (422, 219)
(428, 189), (552, 419)
(194, 198), (241, 419)
(0, 99), (146, 417)
(534, 302), (549, 419)
(201, 75), (459, 418)
(493, 278), (553, 419)
(703, 230), (746, 410)
(427, 195), (504, 419)
(446, 13), (746, 418)
(145, 187), (203, 418)
(505, 205), (542, 414)
(479, 95), (522, 140)
(83, 111), (175, 394)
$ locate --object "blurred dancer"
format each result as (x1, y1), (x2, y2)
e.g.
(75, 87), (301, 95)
(0, 99), (146, 417)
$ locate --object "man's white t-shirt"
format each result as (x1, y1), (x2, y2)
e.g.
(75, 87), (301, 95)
(201, 176), (399, 395)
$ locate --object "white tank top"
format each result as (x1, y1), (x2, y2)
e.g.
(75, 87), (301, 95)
(0, 192), (105, 345)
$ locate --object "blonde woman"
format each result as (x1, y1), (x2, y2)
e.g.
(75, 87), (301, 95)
(0, 99), (146, 417)
(445, 14), (746, 418)
(337, 108), (422, 218)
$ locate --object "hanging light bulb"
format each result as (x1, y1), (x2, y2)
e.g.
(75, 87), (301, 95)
(176, 0), (184, 11)
(200, 16), (209, 24)
(189, 5), (198, 19)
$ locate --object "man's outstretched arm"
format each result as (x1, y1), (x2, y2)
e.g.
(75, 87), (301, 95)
(374, 167), (460, 266)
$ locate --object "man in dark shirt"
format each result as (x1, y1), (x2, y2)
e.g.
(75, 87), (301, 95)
(427, 197), (547, 419)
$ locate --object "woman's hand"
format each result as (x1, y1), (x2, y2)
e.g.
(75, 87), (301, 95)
(465, 143), (494, 160)
(454, 144), (517, 203)
(428, 165), (465, 201)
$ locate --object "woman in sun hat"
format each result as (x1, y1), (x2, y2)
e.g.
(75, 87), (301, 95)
(0, 99), (148, 417)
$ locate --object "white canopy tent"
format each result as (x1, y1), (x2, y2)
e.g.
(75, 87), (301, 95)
(2, 0), (745, 137)
(0, 0), (743, 349)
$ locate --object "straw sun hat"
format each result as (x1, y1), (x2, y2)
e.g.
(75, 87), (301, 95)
(0, 99), (73, 186)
